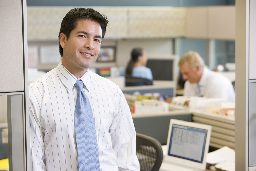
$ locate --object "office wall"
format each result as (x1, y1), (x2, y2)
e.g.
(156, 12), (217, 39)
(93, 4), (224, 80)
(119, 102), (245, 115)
(116, 39), (173, 66)
(27, 0), (234, 7)
(176, 38), (207, 62)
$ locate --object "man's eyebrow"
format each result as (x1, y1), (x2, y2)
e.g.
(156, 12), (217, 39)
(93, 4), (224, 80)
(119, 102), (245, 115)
(77, 31), (102, 39)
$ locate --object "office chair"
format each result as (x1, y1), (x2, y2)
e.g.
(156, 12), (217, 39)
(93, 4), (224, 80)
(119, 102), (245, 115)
(125, 76), (153, 86)
(136, 133), (163, 171)
(232, 81), (235, 90)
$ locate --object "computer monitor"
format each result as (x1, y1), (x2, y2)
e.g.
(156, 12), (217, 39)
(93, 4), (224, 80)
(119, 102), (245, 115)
(146, 58), (174, 81)
(165, 119), (211, 170)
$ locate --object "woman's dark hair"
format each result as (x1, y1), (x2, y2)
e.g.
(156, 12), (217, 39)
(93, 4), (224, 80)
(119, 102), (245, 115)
(58, 8), (109, 56)
(126, 48), (143, 76)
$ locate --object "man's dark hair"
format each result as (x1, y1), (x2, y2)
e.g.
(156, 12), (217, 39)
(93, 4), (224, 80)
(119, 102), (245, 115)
(58, 8), (109, 56)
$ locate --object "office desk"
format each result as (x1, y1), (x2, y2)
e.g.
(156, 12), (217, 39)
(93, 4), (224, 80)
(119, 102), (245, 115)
(160, 163), (212, 171)
(125, 94), (235, 149)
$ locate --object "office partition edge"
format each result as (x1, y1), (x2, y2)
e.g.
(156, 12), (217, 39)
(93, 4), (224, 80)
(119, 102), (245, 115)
(235, 0), (249, 170)
(7, 94), (25, 171)
(22, 0), (29, 170)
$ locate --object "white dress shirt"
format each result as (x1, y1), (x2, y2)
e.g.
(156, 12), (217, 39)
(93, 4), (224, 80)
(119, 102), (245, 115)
(29, 62), (140, 171)
(184, 68), (235, 102)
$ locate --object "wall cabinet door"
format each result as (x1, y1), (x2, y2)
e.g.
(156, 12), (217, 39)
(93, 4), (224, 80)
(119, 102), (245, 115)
(186, 7), (207, 39)
(208, 6), (235, 40)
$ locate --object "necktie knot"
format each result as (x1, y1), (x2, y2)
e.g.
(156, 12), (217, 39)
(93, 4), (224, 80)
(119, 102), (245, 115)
(74, 80), (84, 92)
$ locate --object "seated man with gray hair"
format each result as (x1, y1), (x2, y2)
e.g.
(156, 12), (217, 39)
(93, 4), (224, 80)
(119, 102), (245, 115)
(178, 51), (235, 102)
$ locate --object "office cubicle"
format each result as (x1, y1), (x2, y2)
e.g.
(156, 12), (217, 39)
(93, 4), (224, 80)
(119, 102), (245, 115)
(0, 0), (28, 170)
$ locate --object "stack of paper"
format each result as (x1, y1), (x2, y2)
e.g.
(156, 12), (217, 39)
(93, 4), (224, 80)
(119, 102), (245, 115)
(206, 146), (235, 171)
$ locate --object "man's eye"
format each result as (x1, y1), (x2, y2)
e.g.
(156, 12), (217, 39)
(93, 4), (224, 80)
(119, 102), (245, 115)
(78, 35), (86, 38)
(95, 39), (101, 43)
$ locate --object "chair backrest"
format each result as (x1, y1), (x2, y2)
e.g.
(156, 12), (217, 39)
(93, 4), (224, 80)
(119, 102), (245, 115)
(232, 81), (235, 90)
(125, 76), (153, 86)
(136, 133), (163, 171)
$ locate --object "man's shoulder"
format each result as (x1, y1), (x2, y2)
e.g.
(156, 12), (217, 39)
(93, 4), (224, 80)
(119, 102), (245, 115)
(205, 70), (232, 87)
(29, 68), (57, 90)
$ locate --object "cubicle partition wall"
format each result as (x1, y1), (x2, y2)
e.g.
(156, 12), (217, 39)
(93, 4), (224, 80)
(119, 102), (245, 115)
(132, 112), (192, 145)
(0, 0), (28, 170)
(122, 82), (176, 98)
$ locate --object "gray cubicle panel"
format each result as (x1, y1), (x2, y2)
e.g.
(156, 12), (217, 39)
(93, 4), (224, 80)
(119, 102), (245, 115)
(132, 112), (192, 145)
(123, 87), (174, 98)
(0, 0), (24, 92)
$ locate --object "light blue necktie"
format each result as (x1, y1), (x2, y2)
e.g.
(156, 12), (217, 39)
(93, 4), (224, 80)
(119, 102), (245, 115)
(74, 79), (100, 171)
(197, 84), (201, 97)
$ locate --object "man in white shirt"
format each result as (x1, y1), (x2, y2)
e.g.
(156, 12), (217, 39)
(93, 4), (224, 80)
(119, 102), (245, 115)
(29, 8), (140, 171)
(179, 51), (235, 102)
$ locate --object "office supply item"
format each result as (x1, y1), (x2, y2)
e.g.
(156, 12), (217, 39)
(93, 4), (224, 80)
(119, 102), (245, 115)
(146, 59), (173, 81)
(136, 133), (163, 171)
(0, 158), (9, 170)
(132, 100), (169, 115)
(162, 119), (211, 171)
(215, 161), (235, 171)
(206, 146), (235, 165)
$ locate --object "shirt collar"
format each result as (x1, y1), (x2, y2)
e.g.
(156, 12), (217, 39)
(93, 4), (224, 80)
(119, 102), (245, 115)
(198, 67), (209, 86)
(56, 61), (92, 93)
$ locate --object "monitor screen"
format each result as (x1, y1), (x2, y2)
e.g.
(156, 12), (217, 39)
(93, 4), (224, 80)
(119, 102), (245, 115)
(146, 59), (173, 81)
(168, 124), (208, 163)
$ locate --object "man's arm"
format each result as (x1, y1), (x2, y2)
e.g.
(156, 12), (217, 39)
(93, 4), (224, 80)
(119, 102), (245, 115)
(110, 88), (140, 171)
(29, 90), (46, 171)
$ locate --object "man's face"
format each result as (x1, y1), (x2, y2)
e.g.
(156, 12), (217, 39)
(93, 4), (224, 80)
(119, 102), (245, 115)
(179, 62), (200, 84)
(60, 19), (102, 76)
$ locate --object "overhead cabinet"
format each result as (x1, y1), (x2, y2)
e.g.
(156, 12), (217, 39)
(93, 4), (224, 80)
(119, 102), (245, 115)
(27, 6), (235, 40)
(185, 6), (235, 40)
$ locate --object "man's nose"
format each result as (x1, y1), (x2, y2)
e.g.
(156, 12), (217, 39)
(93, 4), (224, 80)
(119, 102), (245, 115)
(85, 38), (94, 50)
(182, 74), (187, 80)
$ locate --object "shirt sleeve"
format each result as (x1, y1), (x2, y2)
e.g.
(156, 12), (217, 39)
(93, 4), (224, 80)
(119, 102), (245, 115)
(29, 87), (46, 171)
(110, 87), (140, 171)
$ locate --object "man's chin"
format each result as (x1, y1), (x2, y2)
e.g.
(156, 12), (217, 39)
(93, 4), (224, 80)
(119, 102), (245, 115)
(188, 80), (195, 84)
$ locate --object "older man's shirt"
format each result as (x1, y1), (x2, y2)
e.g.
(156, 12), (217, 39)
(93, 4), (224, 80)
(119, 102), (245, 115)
(29, 62), (140, 171)
(184, 68), (235, 102)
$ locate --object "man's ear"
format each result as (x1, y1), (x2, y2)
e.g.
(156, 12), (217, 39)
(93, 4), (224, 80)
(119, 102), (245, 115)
(59, 33), (67, 49)
(196, 65), (201, 72)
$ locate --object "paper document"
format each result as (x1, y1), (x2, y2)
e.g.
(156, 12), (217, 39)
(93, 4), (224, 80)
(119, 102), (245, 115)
(206, 146), (235, 164)
(215, 161), (235, 171)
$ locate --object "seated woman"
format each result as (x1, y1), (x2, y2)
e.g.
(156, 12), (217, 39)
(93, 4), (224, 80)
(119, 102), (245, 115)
(126, 48), (153, 81)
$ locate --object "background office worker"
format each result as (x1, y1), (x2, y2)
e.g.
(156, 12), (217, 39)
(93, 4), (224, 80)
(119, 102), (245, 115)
(125, 48), (153, 80)
(29, 8), (139, 171)
(179, 51), (235, 102)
